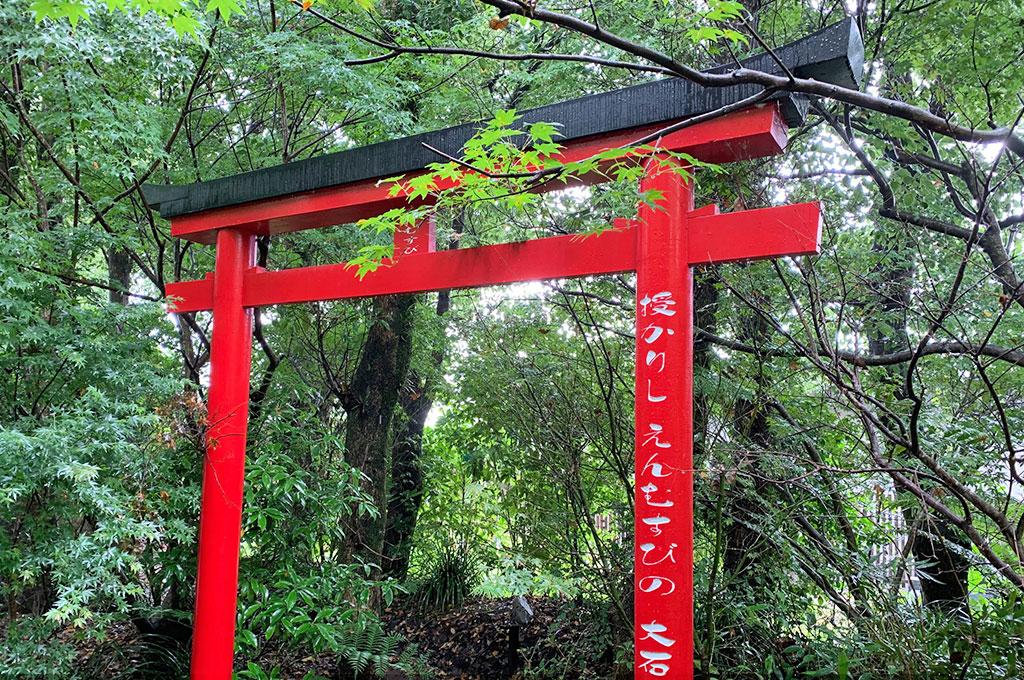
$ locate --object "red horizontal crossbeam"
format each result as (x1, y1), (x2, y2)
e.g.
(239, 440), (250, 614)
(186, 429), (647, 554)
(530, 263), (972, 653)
(166, 202), (821, 313)
(170, 104), (788, 244)
(688, 201), (822, 264)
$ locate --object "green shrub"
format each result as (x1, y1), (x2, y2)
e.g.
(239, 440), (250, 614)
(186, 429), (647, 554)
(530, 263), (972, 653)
(412, 544), (478, 612)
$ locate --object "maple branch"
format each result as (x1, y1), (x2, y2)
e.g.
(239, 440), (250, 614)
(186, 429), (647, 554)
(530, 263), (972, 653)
(697, 329), (1024, 368)
(0, 79), (162, 290)
(476, 0), (1024, 155)
(295, 2), (672, 75)
(417, 87), (775, 184)
(108, 25), (218, 214)
(17, 263), (161, 302)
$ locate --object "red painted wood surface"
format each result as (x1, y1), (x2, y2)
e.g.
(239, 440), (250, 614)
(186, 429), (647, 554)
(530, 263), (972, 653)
(190, 229), (256, 678)
(167, 227), (633, 312)
(165, 203), (819, 313)
(634, 159), (694, 679)
(169, 104), (787, 244)
(687, 202), (821, 264)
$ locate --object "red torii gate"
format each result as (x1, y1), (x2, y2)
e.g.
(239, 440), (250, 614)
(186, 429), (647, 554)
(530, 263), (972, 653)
(158, 102), (820, 679)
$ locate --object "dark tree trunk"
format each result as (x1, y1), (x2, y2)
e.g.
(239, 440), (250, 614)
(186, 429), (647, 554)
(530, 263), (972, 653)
(911, 523), (970, 612)
(692, 269), (721, 668)
(342, 294), (416, 567)
(722, 289), (777, 581)
(107, 248), (131, 305)
(693, 270), (720, 459)
(382, 375), (432, 580)
(382, 214), (461, 579)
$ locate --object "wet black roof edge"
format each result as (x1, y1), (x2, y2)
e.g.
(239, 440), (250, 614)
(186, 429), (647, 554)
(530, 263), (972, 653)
(143, 18), (862, 219)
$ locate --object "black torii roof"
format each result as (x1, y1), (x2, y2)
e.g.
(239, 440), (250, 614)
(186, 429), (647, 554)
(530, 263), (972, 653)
(143, 19), (862, 219)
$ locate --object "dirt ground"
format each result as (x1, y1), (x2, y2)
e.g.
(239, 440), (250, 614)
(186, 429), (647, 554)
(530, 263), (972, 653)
(74, 596), (615, 679)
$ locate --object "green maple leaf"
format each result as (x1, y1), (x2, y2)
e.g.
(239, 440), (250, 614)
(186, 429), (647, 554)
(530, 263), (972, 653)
(206, 0), (243, 21)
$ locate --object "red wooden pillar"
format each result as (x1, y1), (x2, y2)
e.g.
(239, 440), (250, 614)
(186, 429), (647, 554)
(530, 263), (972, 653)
(191, 228), (256, 679)
(634, 158), (694, 679)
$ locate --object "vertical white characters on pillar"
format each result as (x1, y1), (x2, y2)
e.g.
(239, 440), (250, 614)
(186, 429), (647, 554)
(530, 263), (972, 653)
(396, 223), (421, 256)
(636, 290), (679, 675)
(639, 621), (677, 676)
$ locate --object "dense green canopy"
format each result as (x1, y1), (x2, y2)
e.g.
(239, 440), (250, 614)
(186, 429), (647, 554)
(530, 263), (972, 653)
(1, 0), (1022, 678)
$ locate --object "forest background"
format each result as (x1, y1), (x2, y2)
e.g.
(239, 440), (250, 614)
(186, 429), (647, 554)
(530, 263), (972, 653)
(1, 0), (1023, 677)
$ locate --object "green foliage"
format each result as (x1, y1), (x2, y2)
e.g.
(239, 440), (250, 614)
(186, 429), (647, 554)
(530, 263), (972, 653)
(412, 543), (478, 612)
(238, 564), (406, 673)
(0, 618), (77, 679)
(476, 555), (581, 599)
(0, 390), (166, 624)
(27, 0), (375, 33)
(684, 0), (750, 47)
(348, 108), (719, 273)
(231, 414), (416, 676)
(0, 217), (188, 671)
(2, 0), (1024, 677)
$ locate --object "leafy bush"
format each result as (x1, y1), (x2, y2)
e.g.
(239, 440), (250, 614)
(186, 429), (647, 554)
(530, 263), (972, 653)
(476, 555), (581, 599)
(0, 618), (76, 679)
(233, 417), (423, 678)
(238, 564), (407, 674)
(0, 385), (183, 679)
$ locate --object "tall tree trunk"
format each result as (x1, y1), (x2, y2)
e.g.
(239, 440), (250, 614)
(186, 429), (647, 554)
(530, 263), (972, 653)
(382, 212), (462, 579)
(693, 271), (720, 460)
(909, 522), (970, 613)
(342, 294), (416, 569)
(722, 289), (777, 581)
(692, 269), (721, 669)
(382, 370), (433, 580)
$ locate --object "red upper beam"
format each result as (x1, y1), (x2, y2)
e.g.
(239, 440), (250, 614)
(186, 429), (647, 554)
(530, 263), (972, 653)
(170, 105), (788, 244)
